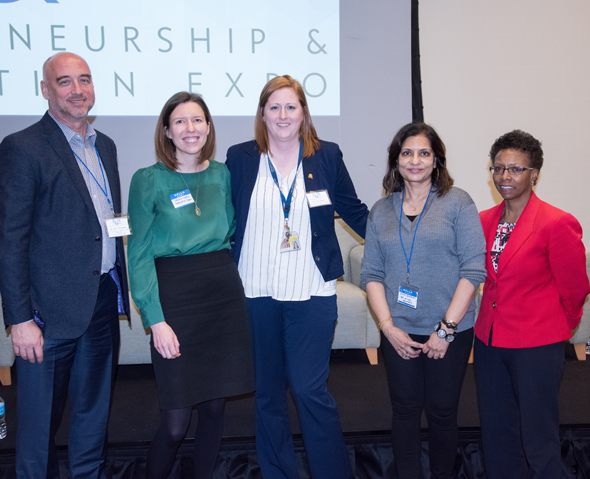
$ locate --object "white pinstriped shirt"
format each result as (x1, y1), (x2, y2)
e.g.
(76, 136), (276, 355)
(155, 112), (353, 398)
(237, 153), (336, 301)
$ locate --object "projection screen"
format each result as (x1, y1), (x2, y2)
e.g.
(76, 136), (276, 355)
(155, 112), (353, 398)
(0, 0), (412, 210)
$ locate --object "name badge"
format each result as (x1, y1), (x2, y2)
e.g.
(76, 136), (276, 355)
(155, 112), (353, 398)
(306, 190), (332, 208)
(170, 189), (195, 209)
(397, 284), (419, 309)
(105, 214), (132, 237)
(280, 231), (301, 253)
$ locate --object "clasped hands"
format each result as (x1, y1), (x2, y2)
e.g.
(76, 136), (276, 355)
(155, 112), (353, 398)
(381, 321), (450, 360)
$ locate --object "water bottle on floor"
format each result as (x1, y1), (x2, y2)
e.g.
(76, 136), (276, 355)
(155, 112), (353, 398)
(0, 397), (6, 439)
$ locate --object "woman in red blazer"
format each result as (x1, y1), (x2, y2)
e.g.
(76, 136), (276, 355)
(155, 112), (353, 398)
(474, 130), (590, 479)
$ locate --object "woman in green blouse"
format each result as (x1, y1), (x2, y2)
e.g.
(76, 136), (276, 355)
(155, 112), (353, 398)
(127, 92), (254, 479)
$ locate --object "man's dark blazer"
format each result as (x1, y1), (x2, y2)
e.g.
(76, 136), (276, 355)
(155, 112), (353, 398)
(0, 112), (130, 339)
(225, 139), (369, 282)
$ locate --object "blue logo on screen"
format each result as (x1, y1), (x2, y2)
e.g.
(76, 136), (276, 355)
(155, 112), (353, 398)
(0, 0), (59, 3)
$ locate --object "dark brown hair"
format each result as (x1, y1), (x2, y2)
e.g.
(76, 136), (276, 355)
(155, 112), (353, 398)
(154, 92), (216, 170)
(383, 122), (454, 197)
(254, 75), (319, 158)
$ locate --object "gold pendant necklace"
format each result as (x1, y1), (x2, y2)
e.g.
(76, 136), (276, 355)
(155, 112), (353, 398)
(405, 194), (427, 213)
(405, 199), (419, 212)
(179, 171), (201, 216)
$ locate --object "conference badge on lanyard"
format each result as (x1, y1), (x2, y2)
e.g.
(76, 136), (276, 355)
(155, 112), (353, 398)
(397, 284), (419, 309)
(280, 228), (301, 253)
(105, 213), (132, 237)
(269, 139), (304, 254)
(396, 185), (433, 309)
(71, 146), (131, 237)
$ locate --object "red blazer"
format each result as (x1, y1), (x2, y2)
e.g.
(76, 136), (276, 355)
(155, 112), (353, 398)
(475, 192), (590, 348)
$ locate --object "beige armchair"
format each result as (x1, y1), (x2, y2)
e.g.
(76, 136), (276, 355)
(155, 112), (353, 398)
(568, 253), (590, 360)
(333, 218), (381, 364)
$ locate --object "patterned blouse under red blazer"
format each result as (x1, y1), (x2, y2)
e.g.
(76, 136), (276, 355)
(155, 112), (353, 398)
(475, 192), (590, 348)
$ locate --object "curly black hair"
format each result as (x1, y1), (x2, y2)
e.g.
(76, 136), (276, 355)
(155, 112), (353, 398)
(489, 130), (543, 170)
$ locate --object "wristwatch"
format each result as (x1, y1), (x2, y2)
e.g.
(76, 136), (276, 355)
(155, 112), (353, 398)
(441, 318), (458, 330)
(434, 322), (455, 343)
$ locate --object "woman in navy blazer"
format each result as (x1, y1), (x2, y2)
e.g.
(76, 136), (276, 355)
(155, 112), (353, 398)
(226, 75), (368, 479)
(474, 130), (590, 479)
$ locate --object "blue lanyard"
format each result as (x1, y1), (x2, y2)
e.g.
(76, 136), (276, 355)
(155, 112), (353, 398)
(267, 138), (304, 223)
(72, 146), (112, 208)
(399, 184), (433, 283)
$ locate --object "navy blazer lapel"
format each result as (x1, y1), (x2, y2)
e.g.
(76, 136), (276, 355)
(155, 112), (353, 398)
(302, 153), (317, 193)
(495, 192), (540, 274)
(40, 114), (96, 215)
(241, 142), (260, 205)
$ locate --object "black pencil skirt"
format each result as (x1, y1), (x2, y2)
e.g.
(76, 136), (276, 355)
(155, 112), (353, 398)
(151, 249), (255, 410)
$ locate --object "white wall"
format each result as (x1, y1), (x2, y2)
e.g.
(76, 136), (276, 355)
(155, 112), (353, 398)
(420, 0), (590, 243)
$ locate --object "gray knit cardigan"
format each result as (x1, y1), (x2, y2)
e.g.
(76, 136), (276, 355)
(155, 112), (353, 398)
(360, 187), (487, 335)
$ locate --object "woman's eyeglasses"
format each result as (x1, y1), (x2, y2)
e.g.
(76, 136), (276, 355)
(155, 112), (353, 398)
(489, 166), (535, 176)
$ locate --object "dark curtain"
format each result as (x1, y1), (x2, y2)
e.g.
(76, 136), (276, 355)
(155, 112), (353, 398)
(412, 0), (424, 122)
(2, 430), (589, 479)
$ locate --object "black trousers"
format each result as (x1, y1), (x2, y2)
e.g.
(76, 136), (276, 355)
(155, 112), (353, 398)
(474, 336), (564, 479)
(381, 328), (474, 479)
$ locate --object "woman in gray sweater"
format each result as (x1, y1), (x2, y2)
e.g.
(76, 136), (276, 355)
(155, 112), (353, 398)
(360, 122), (486, 479)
